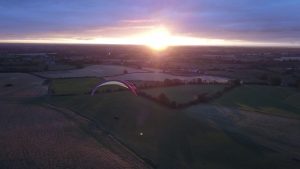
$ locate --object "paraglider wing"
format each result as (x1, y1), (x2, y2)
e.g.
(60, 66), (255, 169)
(125, 81), (138, 96)
(91, 80), (137, 96)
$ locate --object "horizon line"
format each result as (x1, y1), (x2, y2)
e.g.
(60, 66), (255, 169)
(0, 40), (300, 49)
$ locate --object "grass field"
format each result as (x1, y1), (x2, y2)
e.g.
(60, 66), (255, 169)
(0, 73), (150, 169)
(0, 102), (150, 169)
(214, 85), (300, 117)
(49, 77), (103, 95)
(36, 65), (148, 78)
(44, 78), (300, 168)
(0, 73), (47, 97)
(47, 63), (76, 71)
(43, 92), (300, 169)
(142, 84), (225, 103)
(106, 72), (229, 82)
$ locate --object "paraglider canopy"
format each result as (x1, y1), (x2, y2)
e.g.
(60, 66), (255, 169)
(91, 80), (137, 96)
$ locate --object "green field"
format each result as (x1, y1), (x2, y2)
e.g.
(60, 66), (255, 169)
(142, 84), (225, 103)
(36, 65), (148, 78)
(49, 77), (103, 95)
(44, 78), (300, 168)
(0, 73), (150, 169)
(214, 85), (300, 117)
(43, 91), (299, 169)
(47, 64), (77, 71)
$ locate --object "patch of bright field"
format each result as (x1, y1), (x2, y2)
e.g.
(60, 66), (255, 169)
(214, 85), (300, 117)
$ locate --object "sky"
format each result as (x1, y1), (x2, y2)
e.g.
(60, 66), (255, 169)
(0, 0), (300, 46)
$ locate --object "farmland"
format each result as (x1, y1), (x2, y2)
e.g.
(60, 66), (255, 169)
(106, 72), (229, 83)
(35, 65), (149, 78)
(142, 84), (226, 103)
(42, 76), (300, 169)
(49, 77), (103, 95)
(44, 91), (300, 169)
(35, 64), (229, 83)
(0, 73), (151, 169)
(0, 73), (47, 97)
(1, 44), (300, 169)
(214, 85), (300, 117)
(4, 69), (298, 169)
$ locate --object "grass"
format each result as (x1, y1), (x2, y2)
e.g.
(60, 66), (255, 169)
(49, 77), (103, 95)
(47, 64), (76, 71)
(44, 79), (300, 168)
(0, 73), (150, 169)
(42, 92), (300, 169)
(106, 72), (229, 82)
(214, 85), (300, 117)
(142, 84), (226, 103)
(284, 93), (300, 109)
(36, 65), (148, 78)
(0, 98), (147, 169)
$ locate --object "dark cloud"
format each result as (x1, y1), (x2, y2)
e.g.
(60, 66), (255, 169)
(0, 0), (299, 45)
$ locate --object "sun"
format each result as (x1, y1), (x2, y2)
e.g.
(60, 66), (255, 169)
(141, 27), (171, 51)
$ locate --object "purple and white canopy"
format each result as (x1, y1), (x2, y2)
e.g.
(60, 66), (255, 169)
(91, 80), (137, 96)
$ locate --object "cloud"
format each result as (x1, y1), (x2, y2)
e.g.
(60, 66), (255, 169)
(0, 0), (299, 45)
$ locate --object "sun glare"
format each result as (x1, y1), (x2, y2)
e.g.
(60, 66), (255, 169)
(141, 27), (171, 51)
(4, 25), (278, 48)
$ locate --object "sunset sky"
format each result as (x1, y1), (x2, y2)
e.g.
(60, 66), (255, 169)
(0, 0), (299, 47)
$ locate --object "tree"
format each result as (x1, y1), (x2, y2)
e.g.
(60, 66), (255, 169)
(258, 74), (268, 81)
(74, 63), (84, 69)
(196, 93), (209, 102)
(231, 79), (241, 86)
(164, 79), (172, 86)
(4, 83), (13, 87)
(172, 79), (183, 85)
(269, 77), (282, 86)
(296, 79), (300, 89)
(158, 93), (170, 105)
(197, 78), (202, 84)
(170, 101), (177, 108)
